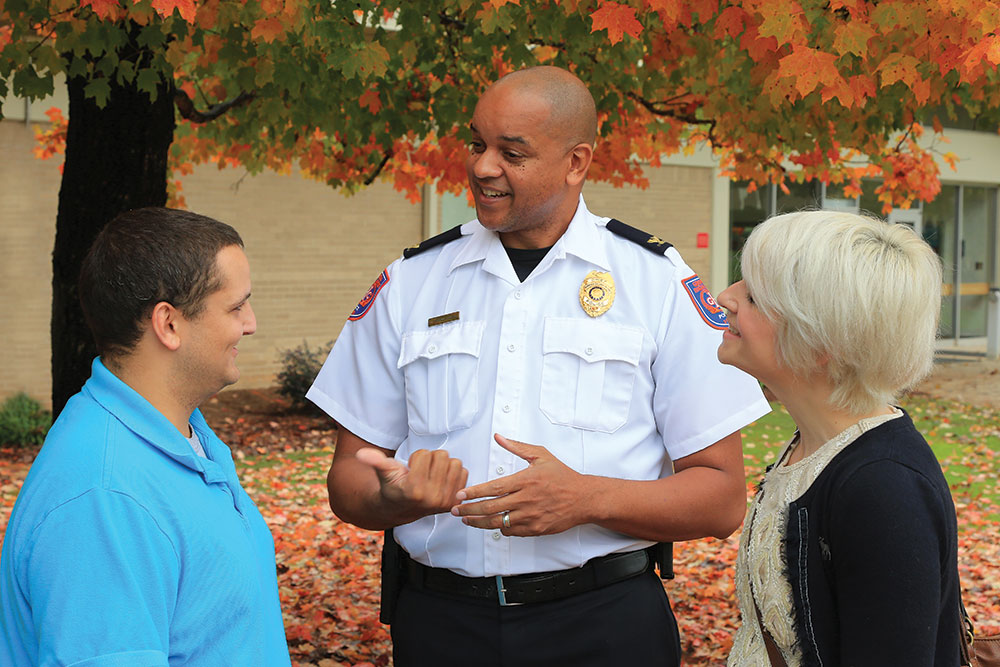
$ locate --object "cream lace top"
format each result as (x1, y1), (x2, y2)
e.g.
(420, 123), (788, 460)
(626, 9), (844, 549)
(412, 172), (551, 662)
(727, 409), (903, 666)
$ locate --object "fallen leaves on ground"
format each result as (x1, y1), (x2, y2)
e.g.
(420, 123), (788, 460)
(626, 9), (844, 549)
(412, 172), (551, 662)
(1, 393), (997, 665)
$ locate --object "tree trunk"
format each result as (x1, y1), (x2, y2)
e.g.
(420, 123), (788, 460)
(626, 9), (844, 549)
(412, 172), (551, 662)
(50, 28), (175, 416)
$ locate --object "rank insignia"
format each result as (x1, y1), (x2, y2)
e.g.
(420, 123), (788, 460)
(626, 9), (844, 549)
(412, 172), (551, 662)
(579, 271), (615, 318)
(349, 269), (389, 321)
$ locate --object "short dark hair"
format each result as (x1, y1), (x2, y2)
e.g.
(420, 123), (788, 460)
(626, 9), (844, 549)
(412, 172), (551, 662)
(79, 207), (244, 361)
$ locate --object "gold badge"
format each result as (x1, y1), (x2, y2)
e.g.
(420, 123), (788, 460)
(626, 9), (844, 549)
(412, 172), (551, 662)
(579, 271), (615, 317)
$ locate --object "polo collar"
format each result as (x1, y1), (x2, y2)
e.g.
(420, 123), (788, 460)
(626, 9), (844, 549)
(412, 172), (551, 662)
(82, 357), (228, 484)
(447, 196), (611, 279)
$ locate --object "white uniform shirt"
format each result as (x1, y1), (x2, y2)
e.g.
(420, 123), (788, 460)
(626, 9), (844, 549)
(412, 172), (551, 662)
(308, 197), (770, 577)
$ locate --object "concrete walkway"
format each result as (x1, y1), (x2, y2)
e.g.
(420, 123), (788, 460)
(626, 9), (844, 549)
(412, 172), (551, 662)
(936, 337), (989, 362)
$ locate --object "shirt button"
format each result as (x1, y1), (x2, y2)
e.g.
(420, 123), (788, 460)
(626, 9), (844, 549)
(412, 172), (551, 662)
(507, 344), (516, 352)
(492, 531), (502, 540)
(502, 405), (511, 413)
(428, 344), (438, 354)
(496, 466), (505, 474)
(514, 291), (522, 299)
(585, 346), (594, 355)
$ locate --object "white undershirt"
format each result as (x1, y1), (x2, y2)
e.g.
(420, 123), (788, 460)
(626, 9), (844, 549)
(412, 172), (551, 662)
(186, 426), (207, 458)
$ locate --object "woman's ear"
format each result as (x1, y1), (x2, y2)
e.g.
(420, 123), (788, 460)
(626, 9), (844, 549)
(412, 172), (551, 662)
(150, 301), (182, 351)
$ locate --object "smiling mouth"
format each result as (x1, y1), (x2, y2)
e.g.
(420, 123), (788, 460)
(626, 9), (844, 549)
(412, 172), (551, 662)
(479, 186), (509, 200)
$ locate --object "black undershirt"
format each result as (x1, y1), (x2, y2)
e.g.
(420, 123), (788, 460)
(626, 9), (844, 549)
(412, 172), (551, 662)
(504, 245), (553, 282)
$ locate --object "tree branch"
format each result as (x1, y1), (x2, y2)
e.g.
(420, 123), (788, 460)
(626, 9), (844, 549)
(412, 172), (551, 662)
(363, 150), (393, 185)
(625, 90), (718, 143)
(174, 89), (256, 124)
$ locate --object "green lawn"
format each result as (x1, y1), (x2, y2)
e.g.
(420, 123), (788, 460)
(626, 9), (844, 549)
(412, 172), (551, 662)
(741, 395), (1000, 519)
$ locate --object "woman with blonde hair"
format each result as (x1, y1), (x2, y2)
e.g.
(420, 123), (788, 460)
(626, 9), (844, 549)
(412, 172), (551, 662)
(719, 210), (962, 665)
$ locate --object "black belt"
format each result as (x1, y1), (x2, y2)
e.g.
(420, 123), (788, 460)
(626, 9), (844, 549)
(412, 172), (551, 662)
(402, 548), (654, 606)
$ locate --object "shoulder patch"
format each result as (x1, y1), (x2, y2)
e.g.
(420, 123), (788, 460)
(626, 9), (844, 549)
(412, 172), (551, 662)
(682, 274), (728, 330)
(349, 269), (389, 321)
(606, 219), (673, 255)
(402, 225), (463, 259)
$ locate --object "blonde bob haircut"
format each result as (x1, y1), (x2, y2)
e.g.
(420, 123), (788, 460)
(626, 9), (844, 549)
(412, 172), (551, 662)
(740, 210), (942, 414)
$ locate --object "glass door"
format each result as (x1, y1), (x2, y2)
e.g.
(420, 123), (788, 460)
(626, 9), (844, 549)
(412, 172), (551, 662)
(922, 185), (997, 339)
(959, 187), (997, 336)
(922, 186), (958, 338)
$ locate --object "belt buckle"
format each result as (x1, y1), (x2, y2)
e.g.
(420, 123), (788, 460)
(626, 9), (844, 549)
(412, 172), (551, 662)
(495, 575), (523, 607)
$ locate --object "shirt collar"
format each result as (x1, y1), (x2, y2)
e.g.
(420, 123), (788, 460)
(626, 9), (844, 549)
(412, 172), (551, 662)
(447, 195), (611, 278)
(553, 195), (612, 271)
(82, 357), (228, 484)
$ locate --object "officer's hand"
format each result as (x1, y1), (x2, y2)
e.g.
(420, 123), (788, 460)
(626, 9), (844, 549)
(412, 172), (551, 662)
(356, 447), (468, 520)
(450, 434), (592, 536)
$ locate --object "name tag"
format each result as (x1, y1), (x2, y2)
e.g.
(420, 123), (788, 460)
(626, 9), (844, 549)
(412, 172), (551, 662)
(428, 311), (460, 327)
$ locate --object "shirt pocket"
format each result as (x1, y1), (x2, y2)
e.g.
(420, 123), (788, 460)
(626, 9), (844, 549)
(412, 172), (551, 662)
(539, 317), (644, 433)
(397, 320), (485, 435)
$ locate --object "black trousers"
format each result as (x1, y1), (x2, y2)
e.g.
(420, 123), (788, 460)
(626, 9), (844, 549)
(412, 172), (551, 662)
(391, 570), (682, 666)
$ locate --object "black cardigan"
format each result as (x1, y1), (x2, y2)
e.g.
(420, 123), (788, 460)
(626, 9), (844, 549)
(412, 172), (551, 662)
(781, 411), (962, 666)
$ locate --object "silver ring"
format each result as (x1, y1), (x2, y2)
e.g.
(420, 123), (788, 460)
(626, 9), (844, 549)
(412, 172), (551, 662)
(502, 511), (511, 529)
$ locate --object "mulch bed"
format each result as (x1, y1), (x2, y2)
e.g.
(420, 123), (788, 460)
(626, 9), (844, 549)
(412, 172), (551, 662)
(1, 388), (338, 464)
(198, 388), (338, 456)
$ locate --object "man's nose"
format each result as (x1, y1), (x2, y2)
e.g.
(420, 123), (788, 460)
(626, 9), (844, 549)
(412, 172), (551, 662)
(470, 148), (503, 179)
(243, 302), (257, 336)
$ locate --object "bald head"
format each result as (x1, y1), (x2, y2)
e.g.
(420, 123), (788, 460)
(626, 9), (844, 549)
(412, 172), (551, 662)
(488, 66), (597, 150)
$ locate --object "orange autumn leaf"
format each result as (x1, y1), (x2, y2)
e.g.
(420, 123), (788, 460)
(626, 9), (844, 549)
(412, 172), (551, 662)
(251, 17), (285, 44)
(81, 0), (121, 20)
(149, 0), (196, 23)
(359, 88), (382, 114)
(777, 46), (842, 99)
(590, 1), (643, 45)
(876, 52), (922, 89)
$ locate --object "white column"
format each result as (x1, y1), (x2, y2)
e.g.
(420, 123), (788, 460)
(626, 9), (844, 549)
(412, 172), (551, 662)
(709, 176), (730, 297)
(987, 287), (1000, 359)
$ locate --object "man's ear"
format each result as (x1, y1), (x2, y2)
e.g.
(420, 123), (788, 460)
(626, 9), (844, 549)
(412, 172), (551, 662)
(150, 301), (182, 351)
(566, 142), (594, 187)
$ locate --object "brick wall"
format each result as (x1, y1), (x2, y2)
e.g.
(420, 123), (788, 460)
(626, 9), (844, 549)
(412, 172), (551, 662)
(180, 164), (424, 390)
(0, 120), (424, 406)
(0, 122), (60, 407)
(584, 165), (714, 279)
(1, 119), (715, 406)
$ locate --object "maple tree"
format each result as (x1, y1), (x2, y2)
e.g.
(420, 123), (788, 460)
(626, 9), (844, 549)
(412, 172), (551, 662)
(3, 0), (1000, 411)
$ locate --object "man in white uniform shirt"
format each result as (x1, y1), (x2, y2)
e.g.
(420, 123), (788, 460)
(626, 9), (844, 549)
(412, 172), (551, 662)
(308, 66), (769, 666)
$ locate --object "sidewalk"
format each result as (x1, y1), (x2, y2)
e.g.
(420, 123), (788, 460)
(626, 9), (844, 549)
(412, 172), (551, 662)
(936, 337), (989, 363)
(918, 338), (1000, 409)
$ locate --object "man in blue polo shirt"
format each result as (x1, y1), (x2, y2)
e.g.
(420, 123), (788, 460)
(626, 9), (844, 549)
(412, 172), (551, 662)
(0, 208), (290, 666)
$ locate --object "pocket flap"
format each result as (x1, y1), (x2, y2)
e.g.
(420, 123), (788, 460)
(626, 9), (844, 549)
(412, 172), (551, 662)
(398, 320), (486, 368)
(542, 317), (644, 365)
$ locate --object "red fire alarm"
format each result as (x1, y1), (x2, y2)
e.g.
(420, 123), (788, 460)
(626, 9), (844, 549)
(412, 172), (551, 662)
(696, 232), (709, 248)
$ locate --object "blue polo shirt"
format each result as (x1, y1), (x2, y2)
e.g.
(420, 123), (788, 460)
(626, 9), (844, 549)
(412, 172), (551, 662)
(0, 358), (291, 666)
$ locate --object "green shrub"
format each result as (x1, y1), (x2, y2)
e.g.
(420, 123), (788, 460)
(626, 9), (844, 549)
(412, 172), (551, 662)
(276, 340), (333, 411)
(0, 392), (52, 447)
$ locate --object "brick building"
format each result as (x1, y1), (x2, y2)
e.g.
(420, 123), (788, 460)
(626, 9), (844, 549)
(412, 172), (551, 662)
(1, 91), (729, 406)
(3, 88), (998, 406)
